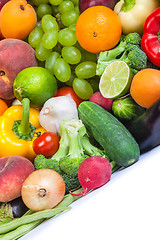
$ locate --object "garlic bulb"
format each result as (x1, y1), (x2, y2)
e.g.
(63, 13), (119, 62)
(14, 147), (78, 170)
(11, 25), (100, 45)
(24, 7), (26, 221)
(39, 96), (79, 134)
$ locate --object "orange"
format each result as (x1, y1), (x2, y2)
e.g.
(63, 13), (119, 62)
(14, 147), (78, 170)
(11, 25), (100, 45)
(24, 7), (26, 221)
(76, 6), (122, 54)
(0, 0), (37, 40)
(130, 68), (160, 108)
(0, 99), (8, 116)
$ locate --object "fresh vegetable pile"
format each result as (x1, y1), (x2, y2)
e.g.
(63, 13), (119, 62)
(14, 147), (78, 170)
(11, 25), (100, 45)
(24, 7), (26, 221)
(0, 0), (160, 239)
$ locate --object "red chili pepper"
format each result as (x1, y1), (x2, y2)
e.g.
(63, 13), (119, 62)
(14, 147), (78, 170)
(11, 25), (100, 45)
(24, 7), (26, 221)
(141, 7), (160, 67)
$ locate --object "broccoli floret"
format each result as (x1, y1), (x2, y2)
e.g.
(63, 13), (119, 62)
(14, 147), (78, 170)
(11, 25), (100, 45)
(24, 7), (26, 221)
(124, 32), (141, 45)
(121, 44), (148, 71)
(96, 32), (147, 76)
(34, 154), (48, 170)
(62, 173), (80, 194)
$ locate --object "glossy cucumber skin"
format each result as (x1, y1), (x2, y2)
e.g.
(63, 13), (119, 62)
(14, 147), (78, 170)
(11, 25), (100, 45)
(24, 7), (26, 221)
(78, 101), (140, 167)
(125, 99), (160, 153)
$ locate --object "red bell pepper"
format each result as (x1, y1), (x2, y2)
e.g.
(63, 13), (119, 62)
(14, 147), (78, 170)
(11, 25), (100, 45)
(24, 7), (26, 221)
(141, 7), (160, 67)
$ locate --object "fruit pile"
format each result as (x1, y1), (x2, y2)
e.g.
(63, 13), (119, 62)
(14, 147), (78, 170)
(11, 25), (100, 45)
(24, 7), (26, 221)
(0, 0), (160, 238)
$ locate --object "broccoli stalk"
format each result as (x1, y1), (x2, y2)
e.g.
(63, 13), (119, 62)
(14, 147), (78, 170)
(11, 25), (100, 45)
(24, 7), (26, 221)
(59, 120), (89, 178)
(80, 134), (104, 156)
(96, 32), (147, 76)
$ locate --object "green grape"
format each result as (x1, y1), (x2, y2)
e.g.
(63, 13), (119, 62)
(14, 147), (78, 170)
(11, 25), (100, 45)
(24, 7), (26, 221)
(74, 42), (97, 63)
(75, 61), (97, 79)
(65, 72), (76, 86)
(73, 78), (93, 100)
(58, 28), (77, 46)
(42, 30), (58, 49)
(41, 14), (59, 32)
(74, 5), (80, 13)
(37, 3), (52, 18)
(53, 58), (71, 82)
(62, 46), (81, 65)
(61, 9), (79, 26)
(32, 0), (49, 6)
(69, 23), (76, 31)
(45, 51), (60, 74)
(49, 0), (63, 6)
(70, 0), (79, 6)
(35, 42), (52, 61)
(58, 0), (74, 14)
(28, 26), (44, 48)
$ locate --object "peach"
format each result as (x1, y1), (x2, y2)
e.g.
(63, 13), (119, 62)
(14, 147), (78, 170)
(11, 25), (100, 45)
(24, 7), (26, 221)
(0, 38), (38, 100)
(0, 155), (35, 202)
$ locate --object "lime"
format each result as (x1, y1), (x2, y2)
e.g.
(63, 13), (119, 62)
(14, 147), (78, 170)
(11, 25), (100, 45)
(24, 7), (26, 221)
(99, 61), (133, 99)
(13, 67), (57, 108)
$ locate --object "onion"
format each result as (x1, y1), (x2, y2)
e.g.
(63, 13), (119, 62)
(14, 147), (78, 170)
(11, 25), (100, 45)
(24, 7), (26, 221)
(21, 169), (66, 211)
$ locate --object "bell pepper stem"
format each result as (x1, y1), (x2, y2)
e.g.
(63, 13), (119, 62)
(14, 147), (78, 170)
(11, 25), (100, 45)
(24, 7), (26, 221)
(121, 0), (135, 12)
(18, 98), (30, 136)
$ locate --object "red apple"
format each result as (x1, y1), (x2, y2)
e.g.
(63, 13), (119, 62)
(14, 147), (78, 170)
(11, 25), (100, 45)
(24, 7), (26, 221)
(0, 156), (35, 202)
(79, 0), (118, 13)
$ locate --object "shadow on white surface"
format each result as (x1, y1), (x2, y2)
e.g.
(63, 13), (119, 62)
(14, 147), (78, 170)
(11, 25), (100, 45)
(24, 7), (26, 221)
(20, 146), (160, 240)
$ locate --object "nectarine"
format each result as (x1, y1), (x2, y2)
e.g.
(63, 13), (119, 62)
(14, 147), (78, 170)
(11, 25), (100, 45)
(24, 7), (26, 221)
(0, 155), (35, 202)
(0, 38), (38, 100)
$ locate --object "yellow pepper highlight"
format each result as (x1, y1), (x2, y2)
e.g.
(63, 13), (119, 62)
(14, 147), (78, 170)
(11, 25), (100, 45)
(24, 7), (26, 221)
(0, 105), (46, 162)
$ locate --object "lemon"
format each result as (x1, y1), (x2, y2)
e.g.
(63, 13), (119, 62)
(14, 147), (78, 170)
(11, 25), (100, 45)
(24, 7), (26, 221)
(99, 61), (133, 99)
(13, 67), (57, 108)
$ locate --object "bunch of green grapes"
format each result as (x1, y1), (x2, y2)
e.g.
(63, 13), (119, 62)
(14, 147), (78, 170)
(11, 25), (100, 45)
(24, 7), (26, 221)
(28, 0), (99, 100)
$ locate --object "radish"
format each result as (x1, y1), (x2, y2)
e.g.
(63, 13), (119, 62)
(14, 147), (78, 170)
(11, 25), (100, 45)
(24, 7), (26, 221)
(89, 91), (113, 112)
(70, 156), (112, 197)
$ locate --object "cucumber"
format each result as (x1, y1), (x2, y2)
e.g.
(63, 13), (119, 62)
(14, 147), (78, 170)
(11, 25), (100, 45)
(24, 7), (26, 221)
(78, 101), (140, 167)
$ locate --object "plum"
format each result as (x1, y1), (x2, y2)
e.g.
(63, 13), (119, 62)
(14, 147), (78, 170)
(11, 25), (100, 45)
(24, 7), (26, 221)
(79, 0), (118, 13)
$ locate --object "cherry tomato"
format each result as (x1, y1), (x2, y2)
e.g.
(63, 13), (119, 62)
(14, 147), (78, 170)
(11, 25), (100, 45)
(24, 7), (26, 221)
(55, 86), (83, 108)
(33, 132), (59, 158)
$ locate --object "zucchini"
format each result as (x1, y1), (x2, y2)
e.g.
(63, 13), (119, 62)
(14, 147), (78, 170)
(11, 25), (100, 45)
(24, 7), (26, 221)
(78, 101), (140, 167)
(125, 99), (160, 153)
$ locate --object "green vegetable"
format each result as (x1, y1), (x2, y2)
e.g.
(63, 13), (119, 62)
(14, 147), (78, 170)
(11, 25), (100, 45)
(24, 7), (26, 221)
(34, 119), (107, 193)
(78, 101), (140, 167)
(59, 120), (89, 177)
(112, 96), (145, 121)
(0, 189), (82, 239)
(96, 32), (147, 76)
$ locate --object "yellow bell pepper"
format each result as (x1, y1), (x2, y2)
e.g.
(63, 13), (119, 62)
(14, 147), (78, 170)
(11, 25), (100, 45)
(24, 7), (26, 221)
(0, 98), (46, 162)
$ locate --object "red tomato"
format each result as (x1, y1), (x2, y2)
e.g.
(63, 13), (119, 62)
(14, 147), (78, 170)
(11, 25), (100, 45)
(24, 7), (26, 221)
(33, 132), (59, 158)
(55, 86), (83, 108)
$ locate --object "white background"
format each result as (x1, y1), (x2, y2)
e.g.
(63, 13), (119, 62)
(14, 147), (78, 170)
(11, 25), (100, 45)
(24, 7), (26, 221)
(21, 146), (160, 240)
